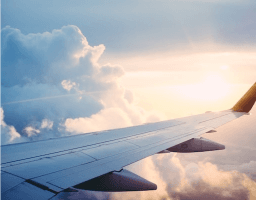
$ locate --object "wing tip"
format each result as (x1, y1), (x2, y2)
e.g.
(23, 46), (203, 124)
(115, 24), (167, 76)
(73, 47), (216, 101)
(232, 82), (256, 113)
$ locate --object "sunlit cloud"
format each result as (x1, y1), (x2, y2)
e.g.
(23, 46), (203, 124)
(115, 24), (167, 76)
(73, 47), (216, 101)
(108, 153), (256, 200)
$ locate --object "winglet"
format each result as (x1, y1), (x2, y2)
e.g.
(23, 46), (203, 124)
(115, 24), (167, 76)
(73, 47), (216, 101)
(232, 83), (256, 113)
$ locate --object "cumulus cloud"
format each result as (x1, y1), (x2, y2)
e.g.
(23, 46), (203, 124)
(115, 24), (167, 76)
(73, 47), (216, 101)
(40, 119), (54, 129)
(1, 108), (26, 144)
(216, 161), (256, 182)
(166, 159), (256, 200)
(107, 154), (256, 200)
(1, 25), (163, 143)
(23, 126), (40, 137)
(64, 107), (133, 133)
(61, 80), (77, 91)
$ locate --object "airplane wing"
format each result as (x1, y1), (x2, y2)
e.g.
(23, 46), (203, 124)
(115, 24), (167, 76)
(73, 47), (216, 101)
(1, 83), (256, 200)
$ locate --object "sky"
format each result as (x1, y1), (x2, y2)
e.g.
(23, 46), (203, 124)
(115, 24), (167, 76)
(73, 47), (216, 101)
(1, 0), (256, 199)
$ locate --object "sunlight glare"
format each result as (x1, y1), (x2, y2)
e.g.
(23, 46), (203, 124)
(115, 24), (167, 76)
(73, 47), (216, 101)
(220, 65), (229, 70)
(174, 74), (230, 102)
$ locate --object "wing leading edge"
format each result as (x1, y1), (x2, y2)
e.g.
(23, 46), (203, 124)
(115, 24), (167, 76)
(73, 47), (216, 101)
(1, 83), (256, 200)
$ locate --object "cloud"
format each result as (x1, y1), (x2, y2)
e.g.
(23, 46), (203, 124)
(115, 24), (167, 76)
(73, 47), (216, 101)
(64, 108), (133, 133)
(164, 154), (255, 200)
(40, 119), (54, 129)
(108, 154), (255, 200)
(166, 160), (256, 200)
(1, 108), (26, 144)
(23, 126), (40, 137)
(220, 161), (256, 181)
(1, 25), (163, 143)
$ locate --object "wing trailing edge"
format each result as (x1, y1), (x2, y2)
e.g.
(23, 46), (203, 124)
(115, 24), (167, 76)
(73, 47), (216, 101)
(232, 82), (256, 113)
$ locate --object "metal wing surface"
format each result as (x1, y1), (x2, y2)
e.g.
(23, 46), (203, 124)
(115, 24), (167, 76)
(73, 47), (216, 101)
(1, 83), (256, 200)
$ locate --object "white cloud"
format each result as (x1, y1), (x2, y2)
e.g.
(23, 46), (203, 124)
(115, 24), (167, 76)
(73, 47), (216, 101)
(23, 126), (41, 137)
(1, 108), (25, 144)
(1, 25), (162, 142)
(113, 154), (256, 200)
(61, 80), (77, 91)
(64, 108), (133, 133)
(41, 119), (54, 129)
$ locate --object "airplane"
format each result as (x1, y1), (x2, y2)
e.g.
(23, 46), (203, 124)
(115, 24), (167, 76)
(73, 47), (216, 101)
(1, 82), (256, 200)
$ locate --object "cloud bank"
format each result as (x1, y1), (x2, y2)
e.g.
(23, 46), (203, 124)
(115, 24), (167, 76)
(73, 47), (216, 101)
(1, 25), (163, 144)
(109, 154), (255, 200)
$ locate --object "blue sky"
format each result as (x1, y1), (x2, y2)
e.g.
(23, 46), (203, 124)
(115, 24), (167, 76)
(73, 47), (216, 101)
(2, 0), (255, 53)
(1, 0), (256, 199)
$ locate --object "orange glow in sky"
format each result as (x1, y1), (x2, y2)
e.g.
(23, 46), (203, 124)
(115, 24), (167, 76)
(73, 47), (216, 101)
(115, 49), (255, 119)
